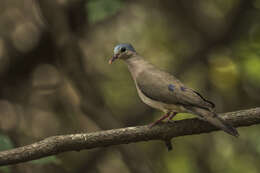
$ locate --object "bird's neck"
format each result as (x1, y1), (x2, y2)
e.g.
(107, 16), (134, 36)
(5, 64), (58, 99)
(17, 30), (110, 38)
(125, 55), (151, 78)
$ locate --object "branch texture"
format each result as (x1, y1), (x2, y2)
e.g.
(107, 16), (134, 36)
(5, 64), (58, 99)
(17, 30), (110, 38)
(0, 107), (260, 166)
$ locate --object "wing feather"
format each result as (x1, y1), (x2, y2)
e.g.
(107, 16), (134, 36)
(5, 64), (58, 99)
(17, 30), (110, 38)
(136, 69), (214, 110)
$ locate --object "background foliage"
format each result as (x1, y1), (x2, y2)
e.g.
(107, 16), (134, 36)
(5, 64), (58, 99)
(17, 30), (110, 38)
(0, 0), (259, 172)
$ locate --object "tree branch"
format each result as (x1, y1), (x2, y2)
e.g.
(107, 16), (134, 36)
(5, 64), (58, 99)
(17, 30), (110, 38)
(0, 107), (260, 166)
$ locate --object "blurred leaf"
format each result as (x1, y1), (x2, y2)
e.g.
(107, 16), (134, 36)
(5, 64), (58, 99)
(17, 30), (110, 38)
(165, 153), (196, 173)
(250, 24), (260, 44)
(253, 0), (260, 9)
(0, 166), (11, 173)
(215, 0), (240, 14)
(87, 0), (124, 24)
(0, 134), (13, 173)
(0, 134), (14, 151)
(210, 55), (239, 90)
(229, 155), (258, 173)
(243, 55), (260, 86)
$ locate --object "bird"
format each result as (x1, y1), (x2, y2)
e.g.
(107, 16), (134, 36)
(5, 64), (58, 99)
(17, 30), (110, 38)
(109, 43), (239, 137)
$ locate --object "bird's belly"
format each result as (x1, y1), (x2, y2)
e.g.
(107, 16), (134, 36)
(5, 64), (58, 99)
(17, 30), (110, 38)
(136, 85), (185, 113)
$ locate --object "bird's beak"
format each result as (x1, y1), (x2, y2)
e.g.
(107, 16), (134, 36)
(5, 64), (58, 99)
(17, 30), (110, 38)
(109, 54), (119, 64)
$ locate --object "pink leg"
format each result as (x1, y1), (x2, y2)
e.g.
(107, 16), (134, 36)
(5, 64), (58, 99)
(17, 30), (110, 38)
(168, 112), (178, 121)
(149, 112), (171, 128)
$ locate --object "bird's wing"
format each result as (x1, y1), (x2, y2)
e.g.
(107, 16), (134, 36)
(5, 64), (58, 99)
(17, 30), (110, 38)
(136, 69), (214, 110)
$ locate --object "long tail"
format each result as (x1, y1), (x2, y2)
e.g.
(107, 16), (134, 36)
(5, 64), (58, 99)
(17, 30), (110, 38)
(189, 107), (239, 137)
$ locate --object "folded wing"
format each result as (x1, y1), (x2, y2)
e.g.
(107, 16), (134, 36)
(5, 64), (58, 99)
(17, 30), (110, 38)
(136, 69), (214, 110)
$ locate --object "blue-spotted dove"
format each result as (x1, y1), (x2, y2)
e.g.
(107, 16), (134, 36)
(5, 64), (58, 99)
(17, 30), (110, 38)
(109, 43), (239, 137)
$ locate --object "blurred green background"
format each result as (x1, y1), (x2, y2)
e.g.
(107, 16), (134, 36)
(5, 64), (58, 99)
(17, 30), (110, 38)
(0, 0), (260, 172)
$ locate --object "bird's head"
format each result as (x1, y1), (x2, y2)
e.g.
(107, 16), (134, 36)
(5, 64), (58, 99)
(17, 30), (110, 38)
(109, 43), (136, 64)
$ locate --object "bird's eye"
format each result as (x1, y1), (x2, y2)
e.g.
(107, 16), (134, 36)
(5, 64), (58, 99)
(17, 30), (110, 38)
(120, 47), (126, 52)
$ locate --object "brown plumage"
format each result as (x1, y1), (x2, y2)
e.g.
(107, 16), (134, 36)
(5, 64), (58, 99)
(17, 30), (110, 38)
(109, 43), (239, 137)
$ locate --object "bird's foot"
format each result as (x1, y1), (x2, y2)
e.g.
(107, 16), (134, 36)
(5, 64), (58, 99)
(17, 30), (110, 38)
(166, 112), (178, 123)
(148, 112), (171, 128)
(168, 112), (178, 120)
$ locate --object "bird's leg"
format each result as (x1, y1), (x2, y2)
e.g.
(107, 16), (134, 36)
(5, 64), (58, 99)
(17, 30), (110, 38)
(149, 112), (171, 128)
(168, 112), (178, 121)
(167, 112), (178, 124)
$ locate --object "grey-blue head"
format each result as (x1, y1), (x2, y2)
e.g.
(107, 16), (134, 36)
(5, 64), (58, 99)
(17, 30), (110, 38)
(109, 43), (136, 64)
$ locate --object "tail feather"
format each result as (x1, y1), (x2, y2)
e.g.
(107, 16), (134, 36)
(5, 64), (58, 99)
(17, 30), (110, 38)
(190, 107), (239, 137)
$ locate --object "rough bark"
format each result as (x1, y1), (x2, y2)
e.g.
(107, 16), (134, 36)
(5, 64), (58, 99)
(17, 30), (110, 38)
(0, 107), (260, 166)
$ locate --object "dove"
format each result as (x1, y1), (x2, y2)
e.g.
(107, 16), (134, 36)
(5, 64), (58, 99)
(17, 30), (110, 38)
(109, 43), (239, 137)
